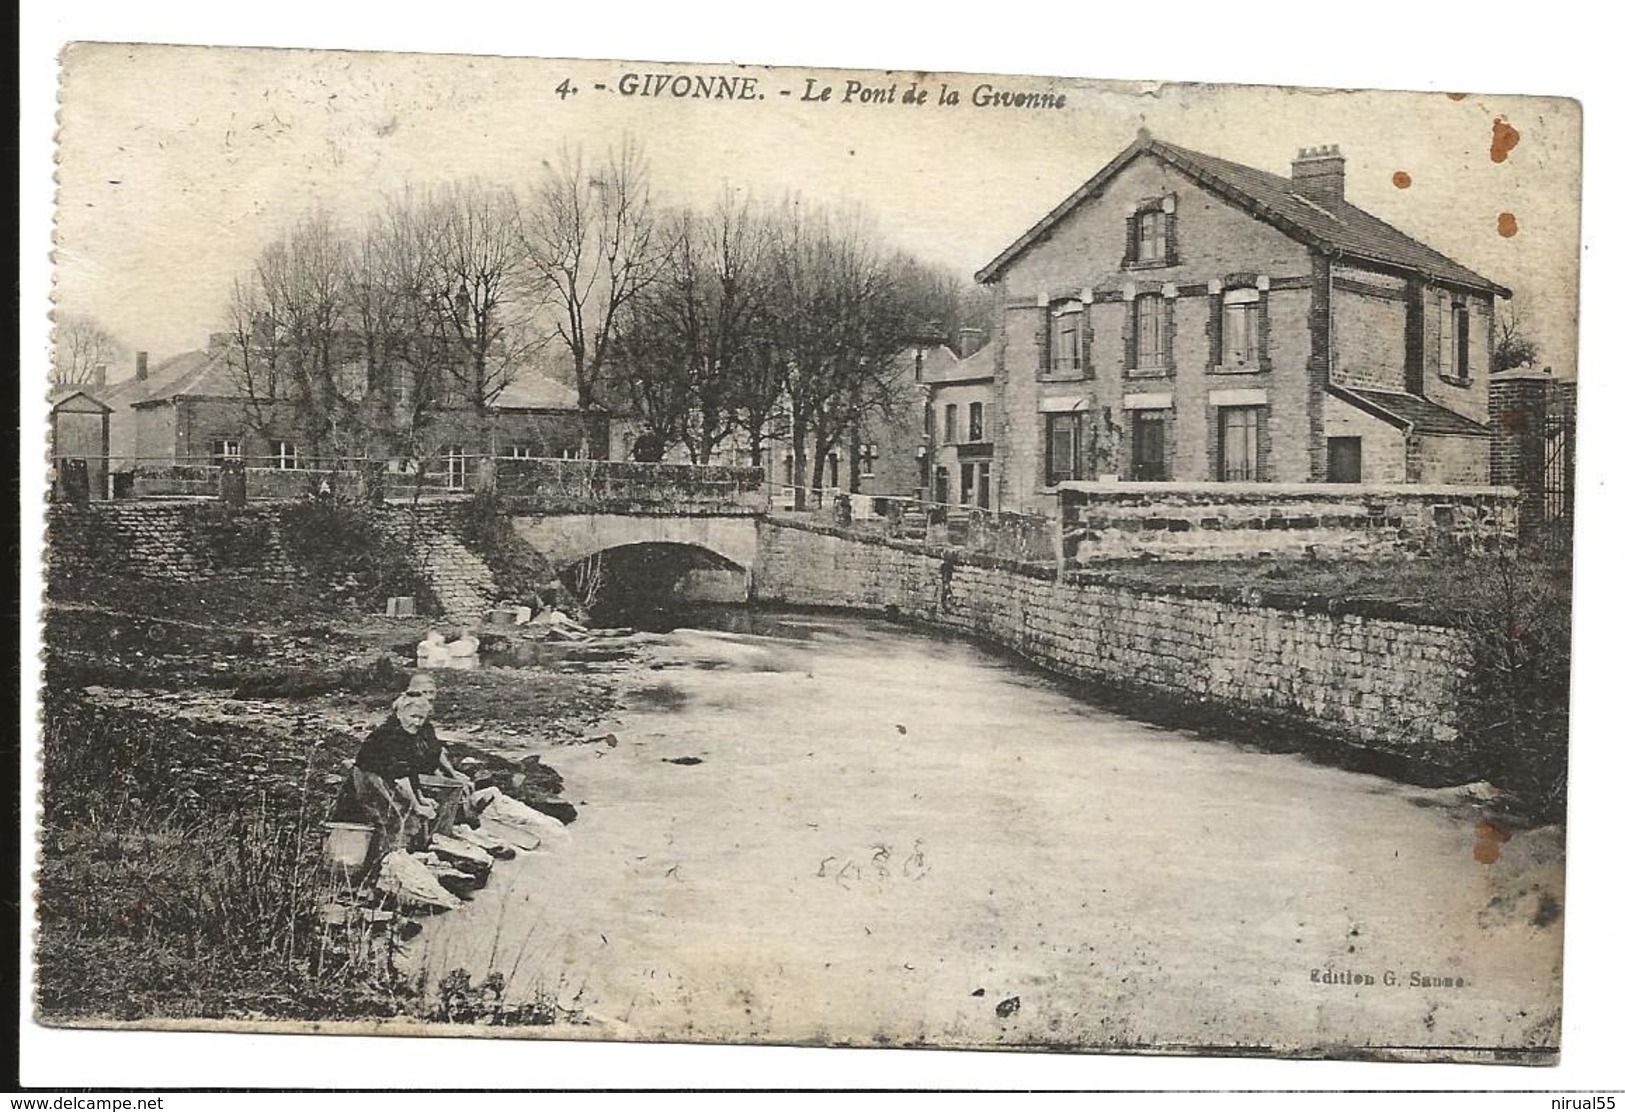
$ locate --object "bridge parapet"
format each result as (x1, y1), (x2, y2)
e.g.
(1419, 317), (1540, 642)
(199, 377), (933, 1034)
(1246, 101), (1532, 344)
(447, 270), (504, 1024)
(495, 458), (766, 515)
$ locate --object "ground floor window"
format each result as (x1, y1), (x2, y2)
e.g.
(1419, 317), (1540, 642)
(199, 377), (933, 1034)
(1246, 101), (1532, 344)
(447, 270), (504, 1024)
(1129, 410), (1168, 481)
(859, 443), (878, 479)
(1045, 412), (1084, 485)
(443, 445), (467, 491)
(1328, 436), (1362, 483)
(1217, 406), (1261, 481)
(208, 438), (241, 467)
(269, 439), (300, 470)
(960, 461), (991, 509)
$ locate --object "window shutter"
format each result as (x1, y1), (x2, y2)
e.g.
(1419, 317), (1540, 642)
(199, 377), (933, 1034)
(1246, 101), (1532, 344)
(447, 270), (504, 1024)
(1207, 290), (1224, 369)
(1038, 305), (1051, 377)
(1164, 210), (1179, 267)
(1257, 289), (1272, 372)
(1162, 295), (1176, 373)
(1123, 214), (1138, 267)
(1080, 303), (1095, 380)
(1123, 297), (1138, 371)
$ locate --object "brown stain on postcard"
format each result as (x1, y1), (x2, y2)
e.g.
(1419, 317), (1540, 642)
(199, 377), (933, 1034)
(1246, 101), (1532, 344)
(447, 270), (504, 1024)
(1491, 117), (1521, 163)
(1392, 170), (1412, 189)
(1473, 820), (1512, 864)
(1498, 212), (1519, 237)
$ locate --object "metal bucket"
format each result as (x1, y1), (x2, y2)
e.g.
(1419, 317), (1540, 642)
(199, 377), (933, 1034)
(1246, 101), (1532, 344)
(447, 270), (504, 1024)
(321, 821), (375, 880)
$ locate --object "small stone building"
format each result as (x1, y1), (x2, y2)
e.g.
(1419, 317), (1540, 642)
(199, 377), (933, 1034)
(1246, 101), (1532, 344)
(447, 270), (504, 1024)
(48, 386), (112, 499)
(975, 131), (1509, 514)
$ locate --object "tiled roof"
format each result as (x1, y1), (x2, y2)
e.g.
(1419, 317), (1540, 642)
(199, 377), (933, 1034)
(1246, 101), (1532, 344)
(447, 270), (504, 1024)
(1329, 385), (1492, 437)
(491, 373), (580, 410)
(976, 134), (1509, 297)
(118, 349), (235, 407)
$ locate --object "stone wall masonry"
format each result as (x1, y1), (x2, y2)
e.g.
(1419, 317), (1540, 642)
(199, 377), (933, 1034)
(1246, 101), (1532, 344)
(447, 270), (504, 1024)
(754, 520), (1474, 760)
(47, 502), (306, 588)
(1056, 481), (1517, 564)
(46, 499), (503, 624)
(375, 504), (501, 623)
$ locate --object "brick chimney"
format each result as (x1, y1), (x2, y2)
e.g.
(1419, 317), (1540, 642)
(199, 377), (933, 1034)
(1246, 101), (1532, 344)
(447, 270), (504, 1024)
(1291, 144), (1346, 205)
(93, 363), (107, 389)
(135, 351), (149, 381)
(958, 327), (985, 357)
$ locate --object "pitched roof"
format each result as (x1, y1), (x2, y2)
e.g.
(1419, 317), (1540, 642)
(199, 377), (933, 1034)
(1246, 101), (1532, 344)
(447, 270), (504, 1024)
(47, 386), (112, 412)
(491, 373), (580, 410)
(1329, 385), (1492, 437)
(976, 134), (1509, 297)
(117, 348), (238, 407)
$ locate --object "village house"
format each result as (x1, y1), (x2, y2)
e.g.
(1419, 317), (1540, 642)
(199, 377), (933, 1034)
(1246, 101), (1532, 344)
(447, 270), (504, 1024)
(100, 335), (608, 491)
(975, 130), (1510, 515)
(923, 329), (996, 509)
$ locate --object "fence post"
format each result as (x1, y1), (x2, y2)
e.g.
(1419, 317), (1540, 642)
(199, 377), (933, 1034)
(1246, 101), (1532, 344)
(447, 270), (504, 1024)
(219, 457), (247, 508)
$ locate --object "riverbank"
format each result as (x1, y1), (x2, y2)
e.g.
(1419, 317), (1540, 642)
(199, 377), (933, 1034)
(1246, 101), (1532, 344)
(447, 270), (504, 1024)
(36, 586), (624, 1023)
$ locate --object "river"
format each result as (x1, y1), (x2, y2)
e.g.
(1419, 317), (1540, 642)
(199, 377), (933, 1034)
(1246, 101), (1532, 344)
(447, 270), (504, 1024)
(414, 608), (1563, 1057)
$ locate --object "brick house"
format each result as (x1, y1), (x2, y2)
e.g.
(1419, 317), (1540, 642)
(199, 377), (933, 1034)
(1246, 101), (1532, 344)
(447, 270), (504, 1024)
(107, 336), (608, 488)
(975, 130), (1510, 514)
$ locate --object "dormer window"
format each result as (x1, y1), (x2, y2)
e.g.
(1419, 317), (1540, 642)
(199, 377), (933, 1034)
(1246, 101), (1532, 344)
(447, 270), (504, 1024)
(1124, 196), (1178, 268)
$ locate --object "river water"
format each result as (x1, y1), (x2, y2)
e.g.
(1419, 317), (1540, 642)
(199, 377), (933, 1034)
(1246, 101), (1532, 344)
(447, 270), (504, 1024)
(415, 609), (1563, 1057)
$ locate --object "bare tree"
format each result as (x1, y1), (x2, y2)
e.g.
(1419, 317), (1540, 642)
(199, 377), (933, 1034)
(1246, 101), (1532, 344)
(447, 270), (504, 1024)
(223, 210), (352, 464)
(521, 138), (665, 410)
(764, 201), (930, 508)
(423, 179), (545, 452)
(52, 313), (126, 386)
(1493, 301), (1541, 372)
(605, 194), (772, 463)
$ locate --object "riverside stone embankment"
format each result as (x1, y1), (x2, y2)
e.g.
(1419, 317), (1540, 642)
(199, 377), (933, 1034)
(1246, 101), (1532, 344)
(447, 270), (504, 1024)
(753, 519), (1472, 760)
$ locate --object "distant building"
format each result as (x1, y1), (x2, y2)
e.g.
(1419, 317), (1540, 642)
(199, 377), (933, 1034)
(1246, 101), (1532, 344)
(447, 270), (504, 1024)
(923, 329), (995, 509)
(975, 131), (1510, 514)
(100, 336), (608, 489)
(48, 385), (112, 499)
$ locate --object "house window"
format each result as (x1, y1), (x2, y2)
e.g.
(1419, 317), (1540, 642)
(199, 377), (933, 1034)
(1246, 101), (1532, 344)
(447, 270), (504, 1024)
(960, 462), (976, 506)
(1048, 299), (1085, 374)
(208, 439), (242, 467)
(1129, 410), (1169, 481)
(1222, 288), (1260, 367)
(968, 402), (985, 443)
(943, 403), (959, 444)
(1137, 210), (1167, 263)
(1125, 197), (1176, 267)
(1045, 412), (1084, 485)
(1133, 294), (1167, 371)
(1328, 437), (1362, 483)
(443, 445), (467, 491)
(269, 439), (299, 470)
(859, 443), (878, 478)
(1217, 406), (1261, 481)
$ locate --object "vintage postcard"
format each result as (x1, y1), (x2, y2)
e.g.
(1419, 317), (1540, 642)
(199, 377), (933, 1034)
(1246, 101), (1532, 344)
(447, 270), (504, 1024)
(36, 41), (1580, 1069)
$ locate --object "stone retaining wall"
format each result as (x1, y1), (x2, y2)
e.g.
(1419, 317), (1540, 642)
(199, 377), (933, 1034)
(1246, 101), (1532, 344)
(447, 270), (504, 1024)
(754, 520), (1472, 758)
(1056, 481), (1518, 564)
(46, 502), (305, 587)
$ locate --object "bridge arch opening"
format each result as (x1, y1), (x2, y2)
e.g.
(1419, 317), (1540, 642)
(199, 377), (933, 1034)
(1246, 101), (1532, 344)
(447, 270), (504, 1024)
(562, 542), (750, 628)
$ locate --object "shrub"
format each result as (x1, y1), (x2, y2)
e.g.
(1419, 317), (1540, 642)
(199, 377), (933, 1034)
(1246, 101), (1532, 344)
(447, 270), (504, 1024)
(1454, 550), (1572, 821)
(276, 499), (431, 613)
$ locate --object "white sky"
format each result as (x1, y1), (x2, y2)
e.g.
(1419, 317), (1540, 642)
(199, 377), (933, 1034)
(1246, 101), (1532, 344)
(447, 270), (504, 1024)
(20, 1), (1623, 1098)
(53, 45), (1579, 379)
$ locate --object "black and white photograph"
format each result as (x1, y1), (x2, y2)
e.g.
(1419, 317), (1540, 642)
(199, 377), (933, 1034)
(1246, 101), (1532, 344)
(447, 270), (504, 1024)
(25, 27), (1594, 1089)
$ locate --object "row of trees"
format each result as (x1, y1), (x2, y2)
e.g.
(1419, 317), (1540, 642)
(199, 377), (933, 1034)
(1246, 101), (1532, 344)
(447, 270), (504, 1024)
(221, 139), (988, 504)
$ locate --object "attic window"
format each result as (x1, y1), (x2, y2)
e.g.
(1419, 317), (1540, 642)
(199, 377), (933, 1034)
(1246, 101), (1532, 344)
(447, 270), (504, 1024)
(1124, 196), (1178, 268)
